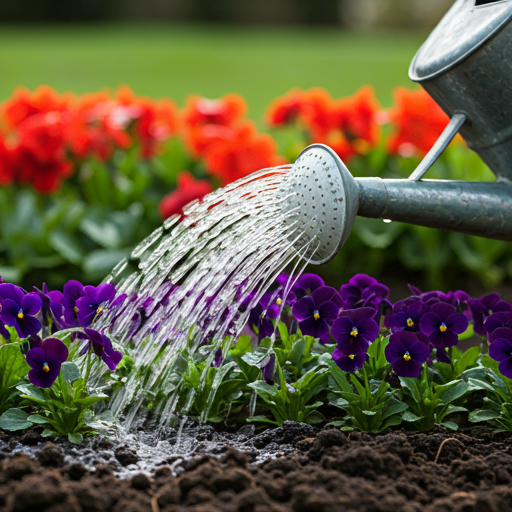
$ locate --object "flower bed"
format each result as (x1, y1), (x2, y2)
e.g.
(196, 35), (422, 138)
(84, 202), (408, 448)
(0, 85), (504, 291)
(1, 271), (512, 441)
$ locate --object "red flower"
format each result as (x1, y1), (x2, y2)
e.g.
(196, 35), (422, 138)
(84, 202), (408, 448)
(0, 136), (15, 186)
(205, 122), (286, 186)
(1, 86), (72, 130)
(9, 144), (73, 194)
(116, 86), (180, 159)
(265, 88), (333, 138)
(183, 94), (246, 128)
(387, 87), (450, 157)
(17, 112), (68, 163)
(159, 171), (212, 219)
(316, 86), (381, 163)
(184, 124), (235, 159)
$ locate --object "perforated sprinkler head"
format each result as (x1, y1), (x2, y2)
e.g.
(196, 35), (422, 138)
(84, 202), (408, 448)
(283, 144), (359, 265)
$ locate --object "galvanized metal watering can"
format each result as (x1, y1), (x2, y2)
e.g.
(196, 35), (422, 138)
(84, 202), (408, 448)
(290, 0), (512, 265)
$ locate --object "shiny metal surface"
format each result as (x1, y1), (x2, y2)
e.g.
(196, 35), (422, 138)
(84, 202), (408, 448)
(408, 113), (467, 181)
(410, 0), (512, 181)
(410, 0), (512, 81)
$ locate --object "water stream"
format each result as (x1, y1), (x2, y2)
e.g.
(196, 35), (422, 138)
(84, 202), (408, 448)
(94, 164), (319, 434)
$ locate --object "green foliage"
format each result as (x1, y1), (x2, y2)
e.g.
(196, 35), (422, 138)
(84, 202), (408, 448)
(0, 342), (29, 413)
(6, 362), (109, 442)
(328, 358), (407, 433)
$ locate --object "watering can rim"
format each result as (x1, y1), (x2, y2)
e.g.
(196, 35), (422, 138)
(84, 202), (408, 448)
(409, 0), (512, 82)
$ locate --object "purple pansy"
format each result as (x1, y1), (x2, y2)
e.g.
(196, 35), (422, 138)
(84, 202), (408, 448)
(340, 274), (389, 309)
(249, 295), (277, 341)
(292, 273), (325, 299)
(385, 331), (430, 378)
(76, 283), (116, 327)
(489, 327), (512, 379)
(419, 302), (468, 349)
(385, 297), (427, 333)
(26, 337), (68, 388)
(483, 311), (512, 336)
(468, 293), (512, 336)
(61, 280), (85, 328)
(213, 348), (223, 368)
(83, 328), (123, 370)
(0, 284), (42, 338)
(292, 286), (343, 344)
(332, 348), (369, 373)
(34, 283), (65, 332)
(331, 307), (379, 355)
(260, 353), (276, 385)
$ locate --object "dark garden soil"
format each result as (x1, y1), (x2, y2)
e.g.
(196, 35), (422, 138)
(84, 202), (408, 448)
(2, 422), (512, 512)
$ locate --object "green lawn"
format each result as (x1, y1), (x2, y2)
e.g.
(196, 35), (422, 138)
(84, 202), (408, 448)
(0, 23), (428, 120)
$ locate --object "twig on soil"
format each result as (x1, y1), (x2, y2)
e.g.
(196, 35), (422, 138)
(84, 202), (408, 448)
(434, 437), (464, 464)
(151, 495), (160, 512)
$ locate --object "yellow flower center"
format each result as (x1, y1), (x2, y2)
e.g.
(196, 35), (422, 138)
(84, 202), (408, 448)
(96, 307), (104, 316)
(349, 354), (355, 360)
(42, 363), (50, 373)
(260, 312), (265, 319)
(350, 327), (358, 337)
(276, 298), (282, 305)
(313, 309), (320, 320)
(17, 311), (24, 319)
(407, 318), (414, 327)
(74, 306), (78, 314)
(403, 352), (411, 361)
(439, 323), (447, 332)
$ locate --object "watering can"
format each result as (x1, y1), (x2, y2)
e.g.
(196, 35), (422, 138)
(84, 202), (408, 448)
(290, 0), (512, 265)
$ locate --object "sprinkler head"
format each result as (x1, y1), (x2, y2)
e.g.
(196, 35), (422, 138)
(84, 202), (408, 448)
(285, 144), (359, 265)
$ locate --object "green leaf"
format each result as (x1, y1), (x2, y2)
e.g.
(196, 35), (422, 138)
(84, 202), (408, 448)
(288, 338), (305, 367)
(327, 360), (353, 393)
(48, 230), (84, 264)
(17, 383), (47, 402)
(362, 410), (377, 416)
(0, 408), (32, 431)
(246, 415), (279, 425)
(382, 400), (408, 419)
(248, 380), (278, 398)
(61, 362), (82, 382)
(402, 411), (422, 422)
(68, 433), (83, 444)
(454, 346), (480, 375)
(469, 410), (501, 422)
(41, 429), (57, 438)
(278, 322), (289, 343)
(441, 381), (469, 403)
(0, 344), (29, 409)
(27, 414), (49, 424)
(399, 377), (421, 404)
(440, 421), (458, 431)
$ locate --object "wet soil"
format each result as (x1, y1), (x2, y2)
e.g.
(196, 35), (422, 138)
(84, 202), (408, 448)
(1, 422), (512, 512)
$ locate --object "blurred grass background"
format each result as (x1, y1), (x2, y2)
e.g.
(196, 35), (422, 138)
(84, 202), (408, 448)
(0, 24), (428, 118)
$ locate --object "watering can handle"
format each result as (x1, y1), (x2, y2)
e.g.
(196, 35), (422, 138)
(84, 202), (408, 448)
(408, 112), (467, 181)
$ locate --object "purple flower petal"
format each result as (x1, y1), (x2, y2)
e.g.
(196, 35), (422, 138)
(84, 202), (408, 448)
(21, 293), (42, 316)
(498, 357), (512, 379)
(384, 340), (405, 365)
(338, 307), (378, 322)
(428, 329), (459, 349)
(490, 327), (512, 344)
(63, 280), (84, 301)
(299, 316), (330, 344)
(445, 313), (469, 335)
(356, 317), (379, 344)
(26, 347), (47, 368)
(349, 274), (377, 289)
(391, 358), (423, 378)
(28, 364), (60, 388)
(42, 338), (69, 364)
(0, 298), (21, 318)
(76, 296), (98, 327)
(312, 286), (342, 308)
(292, 296), (315, 322)
(331, 316), (356, 342)
(17, 315), (42, 339)
(96, 283), (116, 304)
(489, 337), (512, 363)
(293, 274), (324, 296)
(419, 312), (440, 336)
(318, 301), (340, 325)
(332, 347), (368, 372)
(0, 283), (25, 305)
(429, 302), (456, 321)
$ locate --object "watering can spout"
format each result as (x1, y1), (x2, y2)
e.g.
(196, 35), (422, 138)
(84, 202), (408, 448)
(289, 144), (512, 265)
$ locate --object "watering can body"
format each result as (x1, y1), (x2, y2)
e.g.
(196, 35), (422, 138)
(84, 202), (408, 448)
(292, 0), (512, 264)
